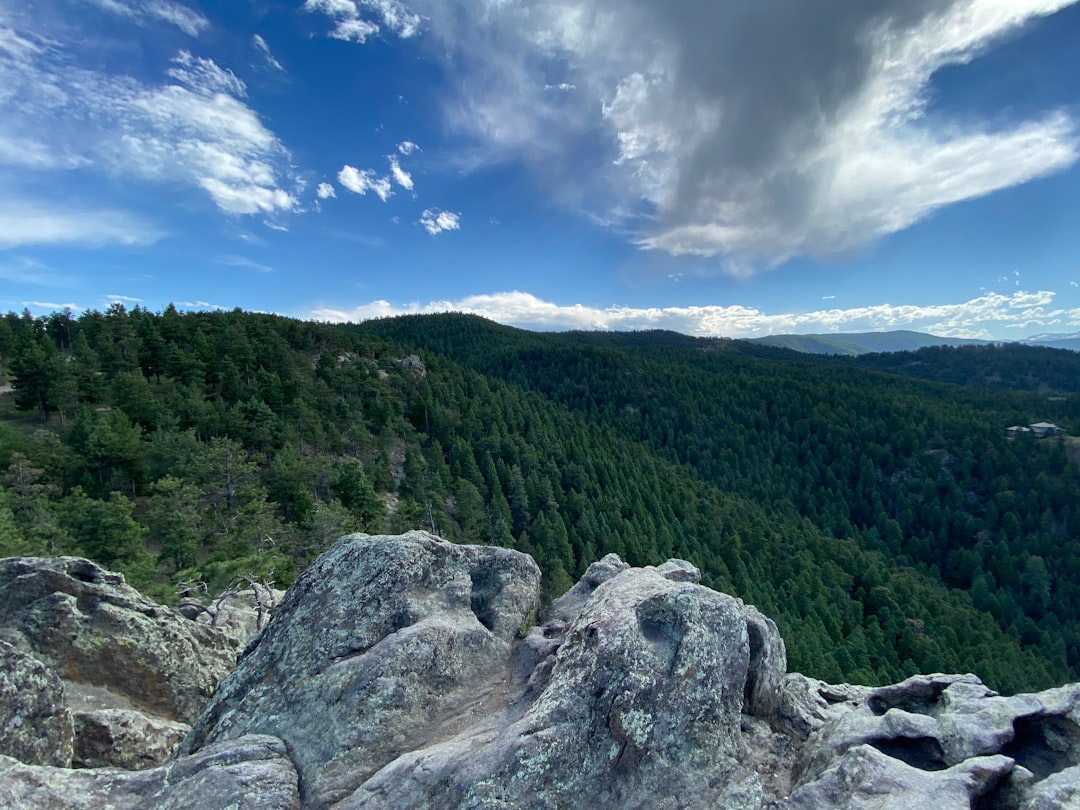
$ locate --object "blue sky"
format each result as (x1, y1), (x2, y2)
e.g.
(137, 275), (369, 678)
(2, 0), (1079, 339)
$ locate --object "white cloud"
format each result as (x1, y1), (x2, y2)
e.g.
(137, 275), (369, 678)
(397, 140), (419, 155)
(22, 301), (83, 312)
(219, 255), (274, 273)
(338, 165), (393, 201)
(167, 51), (246, 97)
(84, 0), (209, 36)
(106, 294), (143, 304)
(316, 182), (337, 199)
(0, 22), (297, 224)
(252, 34), (284, 71)
(146, 1), (209, 36)
(388, 155), (413, 190)
(419, 208), (460, 235)
(0, 257), (79, 287)
(309, 289), (1073, 340)
(409, 0), (1080, 271)
(0, 202), (162, 248)
(304, 0), (421, 43)
(328, 17), (379, 43)
(178, 300), (229, 311)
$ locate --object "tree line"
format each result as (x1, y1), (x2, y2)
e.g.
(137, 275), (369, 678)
(1, 307), (1077, 693)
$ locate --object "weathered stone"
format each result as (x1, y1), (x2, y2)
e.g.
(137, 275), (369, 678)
(179, 531), (542, 809)
(0, 734), (299, 809)
(0, 557), (237, 724)
(181, 583), (286, 651)
(72, 708), (190, 770)
(744, 604), (787, 720)
(345, 562), (763, 809)
(0, 640), (73, 767)
(773, 672), (869, 741)
(1019, 764), (1080, 809)
(784, 745), (1015, 809)
(6, 537), (1080, 809)
(788, 674), (1080, 808)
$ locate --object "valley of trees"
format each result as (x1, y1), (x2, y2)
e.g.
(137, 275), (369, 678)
(2, 306), (1079, 695)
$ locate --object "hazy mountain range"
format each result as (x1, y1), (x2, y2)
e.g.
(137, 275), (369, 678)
(747, 330), (1080, 355)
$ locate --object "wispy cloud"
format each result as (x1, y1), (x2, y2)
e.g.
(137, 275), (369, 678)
(252, 34), (284, 71)
(309, 289), (1074, 340)
(178, 300), (229, 311)
(167, 50), (246, 96)
(419, 208), (460, 235)
(83, 0), (209, 37)
(22, 301), (82, 312)
(316, 182), (337, 199)
(218, 255), (274, 273)
(397, 140), (419, 155)
(388, 155), (413, 190)
(0, 201), (162, 249)
(338, 165), (392, 201)
(0, 16), (297, 232)
(411, 0), (1079, 272)
(0, 257), (80, 287)
(304, 0), (421, 43)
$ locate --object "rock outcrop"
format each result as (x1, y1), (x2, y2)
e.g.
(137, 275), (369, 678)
(178, 582), (285, 652)
(0, 734), (299, 809)
(0, 557), (237, 724)
(2, 532), (1080, 808)
(0, 556), (240, 774)
(179, 531), (543, 808)
(0, 640), (73, 767)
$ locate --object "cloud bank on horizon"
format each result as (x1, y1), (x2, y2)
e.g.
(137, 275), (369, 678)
(310, 289), (1077, 341)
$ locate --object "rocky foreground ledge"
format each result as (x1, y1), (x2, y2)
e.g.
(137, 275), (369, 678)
(1, 531), (1079, 809)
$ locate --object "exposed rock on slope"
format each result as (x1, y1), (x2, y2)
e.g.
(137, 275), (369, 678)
(348, 552), (779, 809)
(0, 640), (73, 767)
(179, 531), (543, 808)
(0, 734), (299, 809)
(2, 533), (1080, 808)
(0, 557), (236, 725)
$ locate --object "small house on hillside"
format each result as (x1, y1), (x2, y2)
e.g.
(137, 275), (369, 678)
(1008, 422), (1064, 439)
(1030, 422), (1064, 438)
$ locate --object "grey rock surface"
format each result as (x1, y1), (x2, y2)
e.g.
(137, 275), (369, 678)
(346, 559), (767, 809)
(179, 583), (286, 651)
(788, 673), (1080, 809)
(784, 745), (1015, 809)
(0, 640), (73, 767)
(178, 531), (542, 809)
(0, 556), (237, 724)
(72, 708), (190, 769)
(5, 535), (1080, 809)
(0, 733), (299, 809)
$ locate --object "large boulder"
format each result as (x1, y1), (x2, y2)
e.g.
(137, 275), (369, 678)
(0, 640), (73, 766)
(178, 582), (286, 652)
(72, 709), (190, 770)
(787, 673), (1080, 808)
(0, 557), (237, 725)
(5, 535), (1080, 809)
(347, 556), (774, 809)
(179, 531), (543, 808)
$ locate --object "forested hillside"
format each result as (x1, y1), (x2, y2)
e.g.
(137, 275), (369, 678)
(1, 307), (1078, 694)
(849, 343), (1080, 392)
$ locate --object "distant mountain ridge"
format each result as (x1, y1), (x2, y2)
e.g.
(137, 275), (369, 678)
(748, 329), (1080, 355)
